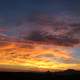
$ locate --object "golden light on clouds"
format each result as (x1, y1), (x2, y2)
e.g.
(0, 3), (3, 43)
(0, 41), (79, 72)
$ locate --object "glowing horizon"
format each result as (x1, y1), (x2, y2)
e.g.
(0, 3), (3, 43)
(0, 39), (79, 72)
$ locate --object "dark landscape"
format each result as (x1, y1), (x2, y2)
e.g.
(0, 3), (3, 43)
(0, 69), (80, 80)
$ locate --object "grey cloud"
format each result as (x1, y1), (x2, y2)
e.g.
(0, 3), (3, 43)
(20, 14), (80, 47)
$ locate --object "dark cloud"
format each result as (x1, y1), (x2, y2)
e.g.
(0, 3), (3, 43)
(23, 31), (79, 47)
(22, 14), (80, 47)
(23, 31), (46, 41)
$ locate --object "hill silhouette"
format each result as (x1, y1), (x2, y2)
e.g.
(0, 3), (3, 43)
(0, 69), (80, 80)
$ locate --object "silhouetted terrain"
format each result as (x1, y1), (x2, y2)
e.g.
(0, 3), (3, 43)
(0, 69), (80, 80)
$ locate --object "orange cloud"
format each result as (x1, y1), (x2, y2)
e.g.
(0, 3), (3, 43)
(0, 39), (75, 72)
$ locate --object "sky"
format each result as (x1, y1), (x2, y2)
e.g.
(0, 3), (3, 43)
(0, 0), (80, 70)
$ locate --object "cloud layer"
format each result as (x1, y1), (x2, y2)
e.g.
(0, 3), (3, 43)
(20, 14), (80, 47)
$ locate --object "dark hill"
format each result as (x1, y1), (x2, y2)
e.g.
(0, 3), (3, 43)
(0, 69), (80, 80)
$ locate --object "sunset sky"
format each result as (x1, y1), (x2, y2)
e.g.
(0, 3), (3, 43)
(0, 0), (80, 71)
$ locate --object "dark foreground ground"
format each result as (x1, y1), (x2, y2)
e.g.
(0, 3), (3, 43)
(0, 69), (80, 80)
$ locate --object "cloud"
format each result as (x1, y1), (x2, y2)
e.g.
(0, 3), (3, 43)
(20, 13), (80, 47)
